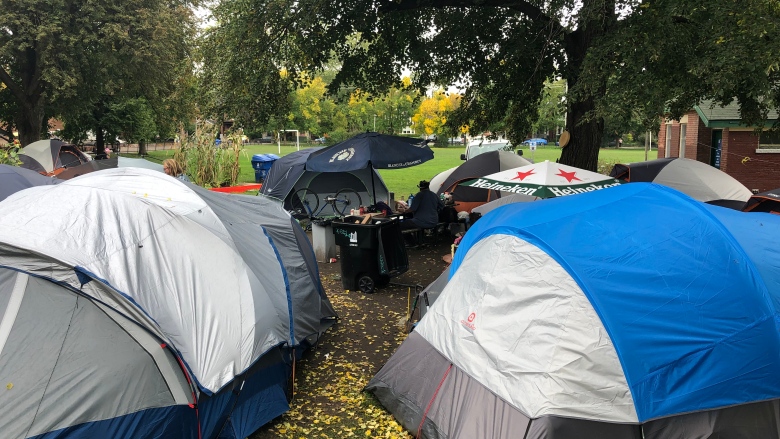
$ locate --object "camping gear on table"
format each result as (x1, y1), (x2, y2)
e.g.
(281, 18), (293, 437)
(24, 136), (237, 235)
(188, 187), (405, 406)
(368, 183), (780, 439)
(0, 164), (60, 202)
(432, 150), (532, 213)
(332, 215), (408, 293)
(0, 168), (336, 439)
(260, 148), (390, 215)
(609, 157), (752, 210)
(459, 160), (623, 199)
(305, 132), (434, 204)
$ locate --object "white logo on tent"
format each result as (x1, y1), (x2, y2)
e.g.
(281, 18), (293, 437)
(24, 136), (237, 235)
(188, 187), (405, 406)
(329, 148), (355, 163)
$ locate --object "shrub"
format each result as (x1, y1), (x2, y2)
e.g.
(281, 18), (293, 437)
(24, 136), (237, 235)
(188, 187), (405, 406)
(597, 158), (620, 176)
(328, 128), (350, 143)
(176, 122), (246, 187)
(0, 144), (21, 166)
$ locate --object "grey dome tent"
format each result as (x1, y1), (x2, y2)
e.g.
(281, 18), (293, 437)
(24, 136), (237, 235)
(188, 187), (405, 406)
(0, 168), (336, 438)
(609, 157), (752, 210)
(0, 164), (60, 202)
(18, 139), (97, 178)
(261, 148), (390, 212)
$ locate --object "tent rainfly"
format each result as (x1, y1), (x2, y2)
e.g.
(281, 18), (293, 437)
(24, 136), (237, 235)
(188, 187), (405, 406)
(0, 168), (336, 439)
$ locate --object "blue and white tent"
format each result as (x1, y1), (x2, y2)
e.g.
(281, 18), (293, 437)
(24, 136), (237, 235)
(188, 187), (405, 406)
(368, 183), (780, 438)
(0, 168), (336, 438)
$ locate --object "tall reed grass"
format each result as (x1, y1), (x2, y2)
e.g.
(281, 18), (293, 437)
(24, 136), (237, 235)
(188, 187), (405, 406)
(175, 122), (247, 187)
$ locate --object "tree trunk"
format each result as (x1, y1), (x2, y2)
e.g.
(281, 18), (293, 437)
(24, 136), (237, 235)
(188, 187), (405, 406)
(558, 0), (615, 171)
(15, 104), (45, 147)
(559, 97), (603, 171)
(4, 46), (47, 146)
(95, 128), (107, 159)
(139, 139), (148, 156)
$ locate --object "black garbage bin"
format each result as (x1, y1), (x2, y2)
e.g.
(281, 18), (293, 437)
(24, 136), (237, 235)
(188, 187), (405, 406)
(332, 216), (408, 293)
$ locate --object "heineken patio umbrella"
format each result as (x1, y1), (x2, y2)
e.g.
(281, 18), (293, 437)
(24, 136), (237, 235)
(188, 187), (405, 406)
(459, 160), (624, 199)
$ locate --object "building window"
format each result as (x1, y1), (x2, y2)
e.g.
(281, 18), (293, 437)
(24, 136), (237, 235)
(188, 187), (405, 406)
(758, 130), (780, 149)
(679, 123), (687, 158)
(665, 124), (672, 158)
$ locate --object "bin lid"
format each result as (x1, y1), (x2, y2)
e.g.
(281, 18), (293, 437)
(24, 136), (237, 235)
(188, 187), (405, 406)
(252, 154), (280, 162)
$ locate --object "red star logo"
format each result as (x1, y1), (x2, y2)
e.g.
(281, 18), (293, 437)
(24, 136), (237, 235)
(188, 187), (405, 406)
(556, 169), (581, 183)
(511, 169), (536, 181)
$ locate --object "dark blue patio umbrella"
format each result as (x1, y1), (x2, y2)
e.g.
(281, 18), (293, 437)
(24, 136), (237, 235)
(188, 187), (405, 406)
(305, 132), (434, 203)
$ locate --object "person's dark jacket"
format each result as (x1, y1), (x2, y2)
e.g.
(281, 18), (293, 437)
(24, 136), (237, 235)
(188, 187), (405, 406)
(409, 189), (444, 228)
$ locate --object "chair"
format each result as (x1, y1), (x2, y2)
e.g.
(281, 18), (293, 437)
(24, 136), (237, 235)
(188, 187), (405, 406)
(406, 222), (448, 247)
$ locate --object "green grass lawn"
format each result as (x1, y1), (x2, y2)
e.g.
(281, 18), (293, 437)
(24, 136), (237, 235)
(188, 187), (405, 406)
(147, 144), (657, 198)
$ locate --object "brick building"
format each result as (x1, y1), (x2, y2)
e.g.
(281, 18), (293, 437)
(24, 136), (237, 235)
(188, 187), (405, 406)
(658, 101), (780, 193)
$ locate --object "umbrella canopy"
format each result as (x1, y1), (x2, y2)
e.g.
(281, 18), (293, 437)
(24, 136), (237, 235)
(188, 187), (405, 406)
(304, 132), (433, 172)
(429, 166), (458, 194)
(19, 139), (91, 174)
(260, 148), (389, 209)
(435, 150), (532, 212)
(0, 164), (60, 202)
(609, 157), (752, 210)
(460, 160), (623, 199)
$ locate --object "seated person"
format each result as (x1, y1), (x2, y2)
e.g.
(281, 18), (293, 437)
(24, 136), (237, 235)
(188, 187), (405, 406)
(398, 180), (444, 245)
(163, 158), (191, 182)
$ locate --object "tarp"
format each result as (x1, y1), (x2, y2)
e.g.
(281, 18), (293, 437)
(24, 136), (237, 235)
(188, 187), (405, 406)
(117, 156), (165, 172)
(369, 183), (780, 438)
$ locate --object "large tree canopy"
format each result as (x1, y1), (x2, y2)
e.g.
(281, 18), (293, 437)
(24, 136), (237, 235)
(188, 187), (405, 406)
(203, 0), (780, 170)
(0, 0), (198, 146)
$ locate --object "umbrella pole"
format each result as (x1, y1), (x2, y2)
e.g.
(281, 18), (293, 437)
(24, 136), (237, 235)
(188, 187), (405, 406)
(370, 161), (376, 205)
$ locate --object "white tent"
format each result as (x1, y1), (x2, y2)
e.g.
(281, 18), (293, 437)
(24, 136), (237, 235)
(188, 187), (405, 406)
(0, 168), (336, 438)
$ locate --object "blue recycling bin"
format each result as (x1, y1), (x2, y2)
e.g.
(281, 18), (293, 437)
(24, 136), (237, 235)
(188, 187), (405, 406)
(251, 154), (279, 183)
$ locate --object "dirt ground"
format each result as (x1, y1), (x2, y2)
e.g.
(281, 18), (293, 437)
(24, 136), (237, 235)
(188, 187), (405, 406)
(250, 236), (455, 438)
